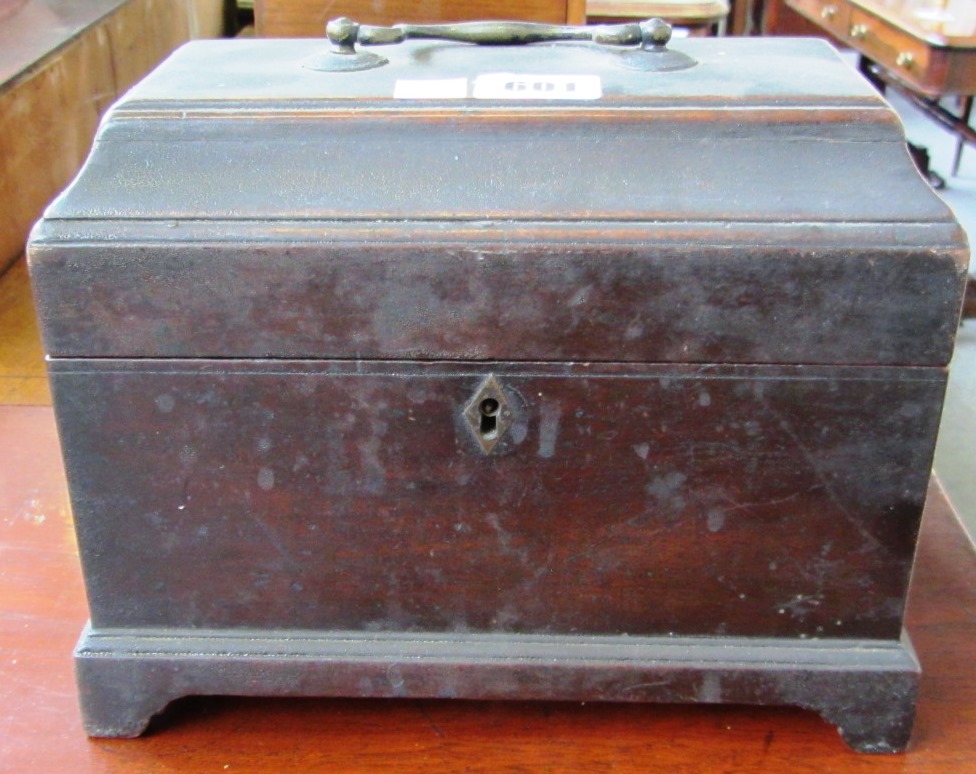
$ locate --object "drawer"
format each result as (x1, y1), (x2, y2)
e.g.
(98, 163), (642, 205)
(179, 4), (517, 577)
(790, 0), (851, 39)
(51, 358), (944, 642)
(847, 8), (932, 88)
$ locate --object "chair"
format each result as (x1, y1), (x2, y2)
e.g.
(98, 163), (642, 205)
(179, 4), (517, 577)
(587, 0), (730, 35)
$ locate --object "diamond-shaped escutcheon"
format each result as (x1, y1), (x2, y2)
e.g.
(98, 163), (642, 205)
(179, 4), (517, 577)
(463, 375), (514, 454)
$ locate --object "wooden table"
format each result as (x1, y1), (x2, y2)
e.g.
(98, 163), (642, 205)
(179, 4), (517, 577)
(787, 0), (976, 95)
(3, 403), (976, 771)
(787, 0), (976, 176)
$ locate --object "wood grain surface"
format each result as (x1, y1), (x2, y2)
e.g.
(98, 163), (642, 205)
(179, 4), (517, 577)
(2, 404), (976, 771)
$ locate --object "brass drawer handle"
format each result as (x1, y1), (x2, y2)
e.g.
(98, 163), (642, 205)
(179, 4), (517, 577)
(850, 23), (869, 40)
(821, 5), (838, 20)
(306, 16), (696, 73)
(896, 52), (915, 69)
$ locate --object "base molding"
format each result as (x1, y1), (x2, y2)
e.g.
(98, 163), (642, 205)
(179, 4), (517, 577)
(75, 624), (919, 752)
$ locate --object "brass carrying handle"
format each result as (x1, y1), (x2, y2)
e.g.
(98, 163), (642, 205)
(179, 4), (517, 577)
(326, 16), (673, 55)
(308, 17), (695, 73)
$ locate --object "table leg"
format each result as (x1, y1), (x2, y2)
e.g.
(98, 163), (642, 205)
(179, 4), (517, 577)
(858, 55), (886, 94)
(730, 0), (753, 35)
(907, 142), (945, 190)
(952, 96), (973, 177)
(858, 57), (948, 187)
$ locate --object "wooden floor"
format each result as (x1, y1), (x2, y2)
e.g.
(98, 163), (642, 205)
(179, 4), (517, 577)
(0, 256), (50, 405)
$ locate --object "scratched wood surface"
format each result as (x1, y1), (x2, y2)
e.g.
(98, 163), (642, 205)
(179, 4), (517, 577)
(1, 404), (976, 772)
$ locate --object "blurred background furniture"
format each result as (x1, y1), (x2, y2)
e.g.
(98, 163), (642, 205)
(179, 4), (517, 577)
(586, 0), (730, 34)
(760, 0), (824, 34)
(253, 0), (734, 37)
(0, 0), (225, 276)
(254, 0), (586, 35)
(787, 0), (976, 175)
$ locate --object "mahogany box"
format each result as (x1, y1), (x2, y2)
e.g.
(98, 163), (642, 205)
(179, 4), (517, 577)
(26, 20), (970, 752)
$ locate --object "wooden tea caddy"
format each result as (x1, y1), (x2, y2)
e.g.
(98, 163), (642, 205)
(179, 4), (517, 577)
(27, 19), (969, 752)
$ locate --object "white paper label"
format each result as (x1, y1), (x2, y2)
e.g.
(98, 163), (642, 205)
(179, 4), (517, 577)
(393, 78), (468, 99)
(472, 73), (602, 100)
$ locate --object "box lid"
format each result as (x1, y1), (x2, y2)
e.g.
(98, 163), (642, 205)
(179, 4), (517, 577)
(31, 36), (960, 223)
(28, 34), (969, 365)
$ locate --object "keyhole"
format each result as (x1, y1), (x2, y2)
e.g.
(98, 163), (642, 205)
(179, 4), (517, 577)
(479, 398), (499, 439)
